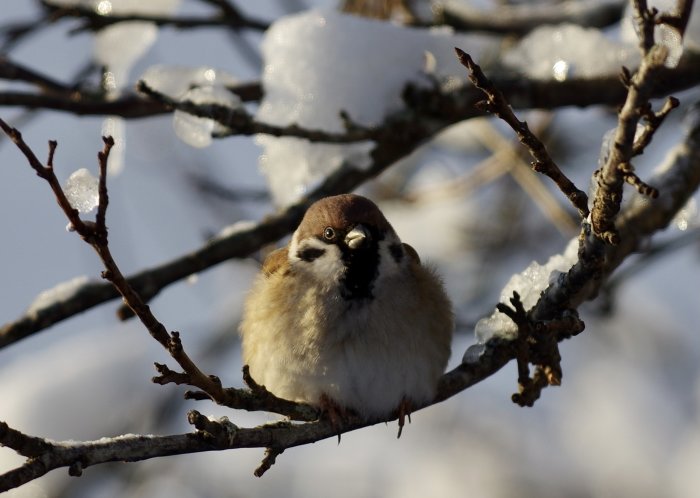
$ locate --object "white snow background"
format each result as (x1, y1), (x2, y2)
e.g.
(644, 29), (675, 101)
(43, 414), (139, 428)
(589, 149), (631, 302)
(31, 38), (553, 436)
(1, 1), (700, 497)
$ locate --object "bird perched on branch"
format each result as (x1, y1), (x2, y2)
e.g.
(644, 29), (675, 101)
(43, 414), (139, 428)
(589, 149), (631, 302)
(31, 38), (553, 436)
(240, 194), (453, 433)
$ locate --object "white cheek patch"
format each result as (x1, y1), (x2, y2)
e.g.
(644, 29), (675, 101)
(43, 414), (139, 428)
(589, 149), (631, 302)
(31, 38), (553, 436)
(290, 236), (345, 281)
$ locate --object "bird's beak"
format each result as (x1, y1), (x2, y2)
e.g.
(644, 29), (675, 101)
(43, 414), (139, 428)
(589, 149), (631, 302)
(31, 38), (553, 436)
(345, 224), (369, 249)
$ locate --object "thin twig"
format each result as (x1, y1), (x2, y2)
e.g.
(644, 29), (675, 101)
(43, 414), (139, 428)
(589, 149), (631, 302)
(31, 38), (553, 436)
(454, 47), (589, 219)
(0, 118), (231, 406)
(632, 97), (680, 156)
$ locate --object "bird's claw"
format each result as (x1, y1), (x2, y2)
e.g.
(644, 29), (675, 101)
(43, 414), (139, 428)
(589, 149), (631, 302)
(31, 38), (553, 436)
(320, 393), (348, 443)
(397, 397), (412, 438)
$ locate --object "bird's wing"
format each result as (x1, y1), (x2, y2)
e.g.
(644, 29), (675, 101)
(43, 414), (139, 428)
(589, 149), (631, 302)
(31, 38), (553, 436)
(262, 246), (289, 277)
(402, 243), (421, 265)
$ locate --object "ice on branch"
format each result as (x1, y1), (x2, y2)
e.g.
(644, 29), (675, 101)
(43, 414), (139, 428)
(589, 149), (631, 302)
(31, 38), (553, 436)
(64, 168), (100, 213)
(474, 238), (579, 343)
(503, 24), (639, 80)
(173, 87), (242, 148)
(256, 9), (497, 206)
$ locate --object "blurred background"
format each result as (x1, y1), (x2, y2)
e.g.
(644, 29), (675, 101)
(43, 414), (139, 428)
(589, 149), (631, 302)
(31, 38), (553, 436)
(1, 1), (699, 497)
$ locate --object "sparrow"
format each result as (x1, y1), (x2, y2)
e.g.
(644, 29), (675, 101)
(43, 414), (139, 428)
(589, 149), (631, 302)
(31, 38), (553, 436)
(239, 194), (453, 431)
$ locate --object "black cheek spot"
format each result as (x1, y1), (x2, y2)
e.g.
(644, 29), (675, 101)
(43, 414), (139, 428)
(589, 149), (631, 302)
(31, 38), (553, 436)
(389, 243), (403, 263)
(297, 247), (326, 262)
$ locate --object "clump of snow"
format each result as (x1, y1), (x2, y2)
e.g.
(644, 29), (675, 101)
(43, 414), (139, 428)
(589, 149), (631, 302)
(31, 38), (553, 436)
(256, 9), (497, 206)
(173, 86), (242, 148)
(26, 276), (91, 316)
(94, 22), (158, 85)
(502, 24), (640, 81)
(140, 65), (238, 99)
(473, 237), (579, 344)
(64, 168), (100, 213)
(214, 220), (258, 240)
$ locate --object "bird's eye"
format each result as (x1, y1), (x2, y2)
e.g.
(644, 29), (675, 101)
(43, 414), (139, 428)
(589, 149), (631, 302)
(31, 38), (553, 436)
(323, 227), (336, 240)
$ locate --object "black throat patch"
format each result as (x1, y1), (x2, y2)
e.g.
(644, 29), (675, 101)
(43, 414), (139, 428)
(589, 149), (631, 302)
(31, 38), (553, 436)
(338, 228), (382, 300)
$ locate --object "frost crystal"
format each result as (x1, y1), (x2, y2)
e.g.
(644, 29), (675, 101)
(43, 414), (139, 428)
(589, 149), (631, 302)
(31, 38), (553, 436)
(256, 9), (497, 205)
(473, 238), (579, 344)
(65, 168), (100, 213)
(173, 87), (241, 148)
(503, 24), (639, 80)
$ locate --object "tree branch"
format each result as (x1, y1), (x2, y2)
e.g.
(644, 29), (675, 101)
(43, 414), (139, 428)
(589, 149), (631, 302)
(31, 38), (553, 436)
(3, 53), (700, 118)
(590, 0), (693, 244)
(40, 0), (270, 33)
(0, 84), (262, 118)
(403, 50), (700, 118)
(137, 81), (378, 143)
